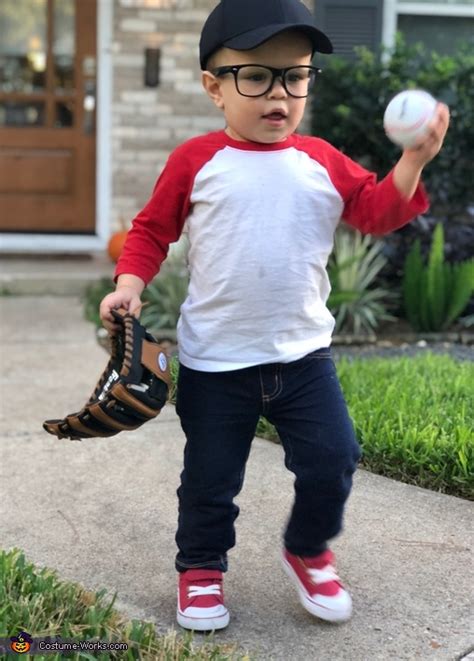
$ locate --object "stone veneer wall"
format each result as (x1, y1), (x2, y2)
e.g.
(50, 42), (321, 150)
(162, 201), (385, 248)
(111, 0), (314, 231)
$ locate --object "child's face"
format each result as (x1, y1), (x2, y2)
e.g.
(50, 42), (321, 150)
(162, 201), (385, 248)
(202, 32), (313, 143)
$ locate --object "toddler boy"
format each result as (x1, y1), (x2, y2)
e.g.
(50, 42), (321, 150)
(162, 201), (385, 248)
(100, 0), (449, 631)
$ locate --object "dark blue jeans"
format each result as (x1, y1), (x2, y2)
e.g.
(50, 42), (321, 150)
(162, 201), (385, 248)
(175, 348), (361, 573)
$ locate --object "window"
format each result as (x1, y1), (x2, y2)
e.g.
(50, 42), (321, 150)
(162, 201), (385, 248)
(314, 0), (383, 60)
(398, 14), (473, 54)
(382, 0), (474, 54)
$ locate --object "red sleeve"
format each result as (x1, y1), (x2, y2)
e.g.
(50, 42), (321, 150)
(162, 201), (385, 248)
(296, 136), (430, 236)
(341, 168), (429, 236)
(115, 132), (227, 285)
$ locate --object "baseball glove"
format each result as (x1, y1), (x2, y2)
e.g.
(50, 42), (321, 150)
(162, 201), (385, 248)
(43, 307), (171, 441)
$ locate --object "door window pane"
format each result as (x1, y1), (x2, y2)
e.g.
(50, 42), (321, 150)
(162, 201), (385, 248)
(54, 0), (76, 92)
(55, 100), (74, 127)
(0, 0), (47, 92)
(398, 15), (474, 55)
(0, 101), (45, 126)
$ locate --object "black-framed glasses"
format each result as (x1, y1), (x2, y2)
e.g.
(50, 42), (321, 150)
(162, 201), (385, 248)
(211, 64), (321, 98)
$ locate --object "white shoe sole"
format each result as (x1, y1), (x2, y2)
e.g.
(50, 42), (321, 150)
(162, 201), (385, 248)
(282, 555), (352, 623)
(177, 609), (230, 632)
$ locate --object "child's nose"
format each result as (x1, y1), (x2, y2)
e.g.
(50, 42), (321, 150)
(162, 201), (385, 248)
(268, 77), (288, 98)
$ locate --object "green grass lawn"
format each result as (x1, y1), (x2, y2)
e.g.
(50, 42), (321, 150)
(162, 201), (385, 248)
(338, 353), (473, 499)
(1, 549), (250, 661)
(253, 352), (474, 500)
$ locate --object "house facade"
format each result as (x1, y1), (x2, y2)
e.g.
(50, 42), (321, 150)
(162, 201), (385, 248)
(0, 0), (472, 254)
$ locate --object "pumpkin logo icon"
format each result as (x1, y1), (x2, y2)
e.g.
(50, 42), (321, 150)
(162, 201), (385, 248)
(10, 631), (33, 654)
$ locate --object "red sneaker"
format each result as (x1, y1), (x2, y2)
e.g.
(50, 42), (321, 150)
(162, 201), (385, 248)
(177, 569), (230, 631)
(282, 549), (352, 623)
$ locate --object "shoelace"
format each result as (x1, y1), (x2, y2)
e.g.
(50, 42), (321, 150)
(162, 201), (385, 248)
(307, 564), (340, 585)
(188, 583), (222, 598)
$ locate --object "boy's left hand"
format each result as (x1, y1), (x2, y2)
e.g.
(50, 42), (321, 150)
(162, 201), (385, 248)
(402, 102), (450, 166)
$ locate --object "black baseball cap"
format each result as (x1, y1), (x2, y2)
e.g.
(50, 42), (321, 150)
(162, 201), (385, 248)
(199, 0), (333, 70)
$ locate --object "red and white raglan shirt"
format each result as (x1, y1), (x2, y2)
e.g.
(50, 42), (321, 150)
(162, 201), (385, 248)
(115, 130), (429, 372)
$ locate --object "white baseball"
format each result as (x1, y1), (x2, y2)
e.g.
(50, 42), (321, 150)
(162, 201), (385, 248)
(383, 90), (437, 149)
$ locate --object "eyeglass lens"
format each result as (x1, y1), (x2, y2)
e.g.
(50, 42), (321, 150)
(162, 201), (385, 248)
(236, 66), (316, 97)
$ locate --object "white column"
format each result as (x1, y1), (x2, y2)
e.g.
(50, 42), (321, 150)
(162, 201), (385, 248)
(382, 0), (398, 53)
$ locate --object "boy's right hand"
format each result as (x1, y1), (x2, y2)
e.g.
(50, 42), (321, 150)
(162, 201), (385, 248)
(100, 286), (143, 334)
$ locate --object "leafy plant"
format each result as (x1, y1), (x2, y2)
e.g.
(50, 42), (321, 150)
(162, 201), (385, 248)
(139, 264), (188, 332)
(403, 223), (474, 331)
(327, 228), (397, 334)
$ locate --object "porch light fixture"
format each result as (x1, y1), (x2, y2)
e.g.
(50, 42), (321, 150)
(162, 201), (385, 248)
(144, 47), (161, 87)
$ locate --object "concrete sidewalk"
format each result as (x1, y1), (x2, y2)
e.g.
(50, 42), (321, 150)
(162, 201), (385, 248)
(0, 296), (472, 661)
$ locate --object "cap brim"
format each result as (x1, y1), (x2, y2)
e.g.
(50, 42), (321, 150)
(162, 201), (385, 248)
(224, 23), (333, 55)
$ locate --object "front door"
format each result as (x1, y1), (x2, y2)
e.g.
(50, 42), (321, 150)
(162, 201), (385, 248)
(0, 0), (97, 233)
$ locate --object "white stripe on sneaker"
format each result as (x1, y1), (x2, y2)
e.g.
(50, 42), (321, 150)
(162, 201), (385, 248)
(188, 584), (222, 597)
(308, 565), (340, 584)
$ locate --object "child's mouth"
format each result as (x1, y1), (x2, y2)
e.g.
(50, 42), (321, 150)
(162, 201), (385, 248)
(263, 112), (287, 123)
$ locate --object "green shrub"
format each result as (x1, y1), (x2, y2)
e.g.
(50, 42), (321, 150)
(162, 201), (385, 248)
(84, 262), (188, 332)
(327, 228), (396, 334)
(83, 278), (114, 328)
(312, 35), (474, 219)
(403, 223), (474, 331)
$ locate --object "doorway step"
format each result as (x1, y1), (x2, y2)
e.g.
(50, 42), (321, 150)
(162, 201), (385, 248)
(0, 253), (114, 296)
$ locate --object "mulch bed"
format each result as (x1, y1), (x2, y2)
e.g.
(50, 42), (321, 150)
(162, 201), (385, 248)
(96, 325), (474, 362)
(331, 342), (473, 362)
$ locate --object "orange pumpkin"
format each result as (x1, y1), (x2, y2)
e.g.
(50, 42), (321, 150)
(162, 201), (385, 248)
(107, 218), (128, 262)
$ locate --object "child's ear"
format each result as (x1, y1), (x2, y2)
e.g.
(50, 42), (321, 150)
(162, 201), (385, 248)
(202, 72), (225, 110)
